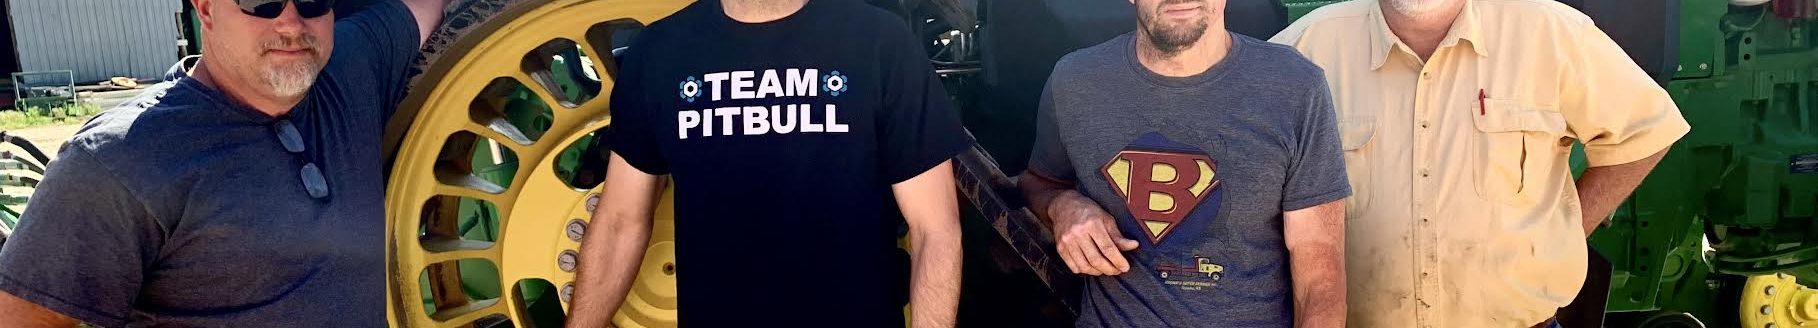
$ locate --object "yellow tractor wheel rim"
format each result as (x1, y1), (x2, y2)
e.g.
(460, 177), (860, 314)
(385, 1), (690, 327)
(1741, 273), (1818, 328)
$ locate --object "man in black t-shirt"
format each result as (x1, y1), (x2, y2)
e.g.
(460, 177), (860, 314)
(566, 0), (971, 327)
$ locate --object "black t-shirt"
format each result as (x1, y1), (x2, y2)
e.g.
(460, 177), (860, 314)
(607, 0), (969, 325)
(0, 3), (417, 327)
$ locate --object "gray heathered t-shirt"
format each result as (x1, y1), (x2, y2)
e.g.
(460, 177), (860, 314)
(0, 2), (419, 327)
(1026, 32), (1350, 327)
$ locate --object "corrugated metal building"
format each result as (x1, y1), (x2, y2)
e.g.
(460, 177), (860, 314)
(4, 0), (183, 83)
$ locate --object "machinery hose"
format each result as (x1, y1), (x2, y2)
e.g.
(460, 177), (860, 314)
(0, 132), (53, 166)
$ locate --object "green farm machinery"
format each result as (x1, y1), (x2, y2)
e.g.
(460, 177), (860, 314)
(1550, 1), (1818, 327)
(0, 131), (53, 247)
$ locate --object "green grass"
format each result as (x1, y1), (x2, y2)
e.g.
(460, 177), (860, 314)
(0, 101), (102, 130)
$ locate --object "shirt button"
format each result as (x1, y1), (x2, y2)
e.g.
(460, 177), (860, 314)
(1419, 169), (1431, 177)
(1421, 72), (1431, 80)
(1419, 121), (1430, 129)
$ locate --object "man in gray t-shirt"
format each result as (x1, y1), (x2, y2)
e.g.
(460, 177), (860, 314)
(1018, 0), (1350, 326)
(0, 1), (445, 326)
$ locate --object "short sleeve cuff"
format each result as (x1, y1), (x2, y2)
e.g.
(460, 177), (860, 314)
(884, 134), (972, 184)
(1022, 166), (1075, 186)
(620, 154), (672, 176)
(1282, 185), (1351, 213)
(604, 127), (669, 175)
(1024, 145), (1077, 183)
(355, 0), (420, 45)
(1585, 115), (1690, 167)
(0, 274), (126, 328)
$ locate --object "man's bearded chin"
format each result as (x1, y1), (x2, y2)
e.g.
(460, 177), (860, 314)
(1384, 0), (1446, 19)
(259, 35), (323, 98)
(262, 59), (320, 98)
(1140, 7), (1210, 55)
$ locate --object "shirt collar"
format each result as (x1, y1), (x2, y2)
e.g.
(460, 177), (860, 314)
(1368, 0), (1490, 70)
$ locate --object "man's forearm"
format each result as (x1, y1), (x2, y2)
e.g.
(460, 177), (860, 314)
(564, 216), (652, 328)
(1289, 243), (1346, 328)
(401, 0), (453, 45)
(1018, 173), (1075, 224)
(0, 290), (78, 328)
(1285, 201), (1346, 328)
(908, 224), (963, 328)
(1576, 149), (1669, 237)
(895, 162), (963, 328)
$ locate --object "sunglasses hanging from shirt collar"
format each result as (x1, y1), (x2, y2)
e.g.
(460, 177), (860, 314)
(274, 119), (331, 199)
(235, 0), (336, 19)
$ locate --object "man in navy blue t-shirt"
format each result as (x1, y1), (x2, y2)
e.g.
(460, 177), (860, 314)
(0, 0), (445, 326)
(566, 0), (971, 327)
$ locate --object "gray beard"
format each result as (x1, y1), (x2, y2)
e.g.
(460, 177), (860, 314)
(252, 35), (323, 99)
(261, 60), (319, 98)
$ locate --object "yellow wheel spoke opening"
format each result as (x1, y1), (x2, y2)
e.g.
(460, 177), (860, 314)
(388, 1), (691, 327)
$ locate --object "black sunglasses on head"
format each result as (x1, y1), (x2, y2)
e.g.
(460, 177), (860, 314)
(235, 0), (336, 19)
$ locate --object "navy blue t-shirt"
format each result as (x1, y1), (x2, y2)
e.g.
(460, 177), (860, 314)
(606, 0), (970, 325)
(0, 3), (418, 326)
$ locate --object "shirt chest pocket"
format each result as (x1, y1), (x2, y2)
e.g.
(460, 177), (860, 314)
(1338, 118), (1376, 217)
(1472, 99), (1568, 204)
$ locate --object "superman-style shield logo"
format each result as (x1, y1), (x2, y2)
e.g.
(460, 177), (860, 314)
(1098, 132), (1221, 243)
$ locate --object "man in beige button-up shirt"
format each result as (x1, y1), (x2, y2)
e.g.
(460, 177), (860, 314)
(1270, 0), (1691, 327)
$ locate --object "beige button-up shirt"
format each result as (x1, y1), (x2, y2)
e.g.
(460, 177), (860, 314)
(1271, 0), (1691, 326)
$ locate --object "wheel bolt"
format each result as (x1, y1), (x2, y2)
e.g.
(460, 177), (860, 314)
(1769, 285), (1779, 296)
(586, 193), (600, 212)
(561, 283), (575, 303)
(559, 250), (580, 272)
(566, 219), (587, 242)
(1763, 305), (1774, 315)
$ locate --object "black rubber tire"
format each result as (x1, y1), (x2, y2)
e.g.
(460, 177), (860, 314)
(382, 0), (550, 161)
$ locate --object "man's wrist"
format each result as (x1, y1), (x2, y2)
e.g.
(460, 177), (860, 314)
(1044, 190), (1083, 224)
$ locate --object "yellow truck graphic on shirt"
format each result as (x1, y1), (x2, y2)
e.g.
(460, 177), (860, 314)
(1159, 256), (1225, 282)
(1196, 257), (1223, 281)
